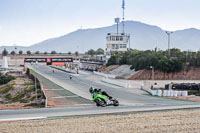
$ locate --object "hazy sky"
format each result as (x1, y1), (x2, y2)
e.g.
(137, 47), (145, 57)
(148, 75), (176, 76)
(0, 0), (200, 46)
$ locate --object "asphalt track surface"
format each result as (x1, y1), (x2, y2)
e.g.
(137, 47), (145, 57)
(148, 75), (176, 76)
(1, 64), (200, 121)
(31, 64), (198, 106)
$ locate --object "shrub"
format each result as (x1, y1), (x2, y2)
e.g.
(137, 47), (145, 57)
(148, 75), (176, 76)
(0, 84), (13, 94)
(0, 74), (15, 85)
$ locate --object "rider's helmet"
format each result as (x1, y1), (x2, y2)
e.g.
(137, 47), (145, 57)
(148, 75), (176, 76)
(89, 87), (94, 93)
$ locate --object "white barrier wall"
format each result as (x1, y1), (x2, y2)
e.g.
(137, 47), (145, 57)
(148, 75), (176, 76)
(101, 77), (131, 88)
(182, 91), (188, 96)
(163, 90), (167, 96)
(177, 91), (182, 96)
(93, 71), (116, 79)
(157, 90), (162, 96)
(151, 90), (157, 96)
(173, 91), (178, 97)
(151, 89), (188, 97)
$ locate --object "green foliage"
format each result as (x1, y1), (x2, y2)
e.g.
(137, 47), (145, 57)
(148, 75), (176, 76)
(19, 50), (23, 55)
(106, 54), (121, 66)
(11, 87), (33, 103)
(96, 48), (104, 55)
(5, 94), (12, 99)
(23, 82), (34, 86)
(30, 96), (36, 101)
(86, 48), (105, 56)
(0, 84), (13, 94)
(26, 50), (31, 55)
(10, 51), (16, 55)
(51, 51), (57, 54)
(19, 99), (29, 103)
(75, 51), (79, 56)
(107, 48), (190, 73)
(44, 51), (48, 55)
(0, 74), (15, 85)
(2, 48), (8, 56)
(68, 51), (71, 55)
(87, 49), (96, 56)
(35, 51), (40, 54)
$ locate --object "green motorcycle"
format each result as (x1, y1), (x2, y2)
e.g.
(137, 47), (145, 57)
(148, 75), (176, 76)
(93, 92), (119, 107)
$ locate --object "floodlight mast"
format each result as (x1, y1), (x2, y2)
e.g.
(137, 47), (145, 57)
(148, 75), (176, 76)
(165, 31), (173, 57)
(122, 0), (125, 33)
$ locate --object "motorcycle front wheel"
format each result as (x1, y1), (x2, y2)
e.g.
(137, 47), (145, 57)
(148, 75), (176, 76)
(96, 99), (106, 107)
(113, 99), (119, 106)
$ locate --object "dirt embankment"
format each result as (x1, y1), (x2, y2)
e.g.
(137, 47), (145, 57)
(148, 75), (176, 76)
(99, 65), (119, 73)
(0, 73), (43, 109)
(101, 65), (200, 80)
(99, 65), (137, 79)
(129, 67), (200, 80)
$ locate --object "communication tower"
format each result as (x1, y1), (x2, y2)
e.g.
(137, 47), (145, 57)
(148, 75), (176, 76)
(105, 0), (130, 59)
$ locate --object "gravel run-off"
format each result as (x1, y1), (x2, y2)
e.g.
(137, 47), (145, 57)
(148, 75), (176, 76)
(1, 109), (200, 133)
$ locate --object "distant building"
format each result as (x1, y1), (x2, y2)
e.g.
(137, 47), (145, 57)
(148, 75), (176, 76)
(105, 0), (130, 60)
(105, 33), (130, 58)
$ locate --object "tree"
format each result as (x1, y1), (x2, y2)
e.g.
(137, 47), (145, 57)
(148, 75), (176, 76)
(107, 48), (184, 73)
(87, 49), (95, 56)
(44, 51), (48, 55)
(51, 51), (56, 54)
(106, 55), (120, 66)
(10, 51), (16, 55)
(75, 51), (79, 56)
(0, 74), (15, 85)
(2, 48), (8, 56)
(19, 50), (23, 55)
(35, 51), (40, 54)
(26, 50), (31, 55)
(96, 48), (104, 55)
(68, 51), (71, 55)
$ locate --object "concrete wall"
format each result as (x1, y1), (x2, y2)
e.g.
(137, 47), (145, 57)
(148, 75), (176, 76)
(93, 71), (116, 79)
(101, 77), (131, 88)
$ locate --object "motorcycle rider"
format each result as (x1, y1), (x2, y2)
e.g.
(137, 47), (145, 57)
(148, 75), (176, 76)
(69, 75), (72, 79)
(89, 87), (113, 100)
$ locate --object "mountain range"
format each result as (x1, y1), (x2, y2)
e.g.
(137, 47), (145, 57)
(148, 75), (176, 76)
(1, 21), (200, 53)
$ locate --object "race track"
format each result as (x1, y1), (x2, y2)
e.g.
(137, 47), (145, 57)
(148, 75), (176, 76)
(1, 64), (200, 121)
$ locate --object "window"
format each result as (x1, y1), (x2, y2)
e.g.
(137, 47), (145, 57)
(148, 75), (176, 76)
(120, 37), (123, 41)
(123, 44), (126, 48)
(120, 44), (123, 48)
(116, 36), (119, 41)
(112, 37), (116, 41)
(116, 44), (119, 49)
(106, 37), (110, 41)
(112, 44), (115, 49)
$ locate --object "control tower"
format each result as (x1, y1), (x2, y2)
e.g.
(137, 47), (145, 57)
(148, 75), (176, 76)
(105, 0), (130, 59)
(105, 33), (130, 57)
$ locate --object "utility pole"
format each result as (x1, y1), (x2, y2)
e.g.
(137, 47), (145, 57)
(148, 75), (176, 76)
(150, 66), (154, 81)
(14, 45), (17, 68)
(165, 31), (173, 57)
(122, 0), (125, 33)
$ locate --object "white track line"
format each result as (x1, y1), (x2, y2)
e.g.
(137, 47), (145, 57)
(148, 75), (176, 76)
(52, 95), (79, 98)
(45, 89), (64, 91)
(0, 116), (47, 122)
